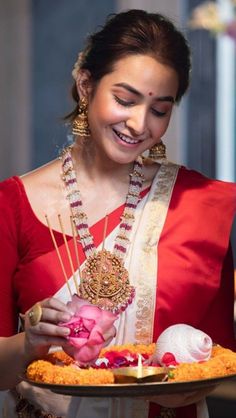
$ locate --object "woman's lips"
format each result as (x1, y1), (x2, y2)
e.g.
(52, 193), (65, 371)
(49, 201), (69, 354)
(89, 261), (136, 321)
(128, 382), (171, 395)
(112, 128), (143, 146)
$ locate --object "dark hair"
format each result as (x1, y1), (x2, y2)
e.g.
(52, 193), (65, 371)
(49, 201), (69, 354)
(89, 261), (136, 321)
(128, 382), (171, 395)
(67, 9), (191, 121)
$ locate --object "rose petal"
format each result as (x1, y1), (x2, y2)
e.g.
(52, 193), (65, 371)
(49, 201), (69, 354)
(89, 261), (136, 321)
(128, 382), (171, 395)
(161, 352), (179, 366)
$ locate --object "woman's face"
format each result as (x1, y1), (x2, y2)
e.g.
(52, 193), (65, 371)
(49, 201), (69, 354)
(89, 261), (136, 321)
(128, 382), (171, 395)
(84, 54), (179, 165)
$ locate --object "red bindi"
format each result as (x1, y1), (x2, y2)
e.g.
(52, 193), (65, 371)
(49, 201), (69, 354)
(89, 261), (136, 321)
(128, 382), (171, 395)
(148, 92), (153, 96)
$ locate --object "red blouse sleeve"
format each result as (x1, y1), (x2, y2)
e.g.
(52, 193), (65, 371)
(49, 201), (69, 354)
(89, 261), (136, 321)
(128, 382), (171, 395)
(0, 177), (21, 336)
(200, 243), (236, 350)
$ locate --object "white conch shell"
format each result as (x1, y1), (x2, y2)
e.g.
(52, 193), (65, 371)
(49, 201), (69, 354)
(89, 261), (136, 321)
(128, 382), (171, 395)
(155, 324), (212, 365)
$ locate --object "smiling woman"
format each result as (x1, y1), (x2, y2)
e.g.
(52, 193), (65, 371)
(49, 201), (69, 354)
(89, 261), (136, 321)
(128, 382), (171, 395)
(73, 55), (178, 165)
(0, 8), (235, 418)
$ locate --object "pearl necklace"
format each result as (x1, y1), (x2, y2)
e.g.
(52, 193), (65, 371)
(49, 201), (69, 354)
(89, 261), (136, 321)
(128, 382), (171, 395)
(61, 148), (144, 314)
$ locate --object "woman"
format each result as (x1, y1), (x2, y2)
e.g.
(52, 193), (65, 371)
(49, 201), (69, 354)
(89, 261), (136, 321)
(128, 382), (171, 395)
(0, 9), (235, 418)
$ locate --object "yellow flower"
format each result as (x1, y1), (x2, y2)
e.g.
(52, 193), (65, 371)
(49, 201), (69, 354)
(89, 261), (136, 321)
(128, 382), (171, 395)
(188, 1), (225, 33)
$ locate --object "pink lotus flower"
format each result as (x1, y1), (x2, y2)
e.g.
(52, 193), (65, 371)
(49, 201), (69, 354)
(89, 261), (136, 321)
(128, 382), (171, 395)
(59, 295), (117, 365)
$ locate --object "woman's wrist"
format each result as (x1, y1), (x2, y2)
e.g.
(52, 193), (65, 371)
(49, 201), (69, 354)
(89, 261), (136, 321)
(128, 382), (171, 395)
(0, 333), (30, 389)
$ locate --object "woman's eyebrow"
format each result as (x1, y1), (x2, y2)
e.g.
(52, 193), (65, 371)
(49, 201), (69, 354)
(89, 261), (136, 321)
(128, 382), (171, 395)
(113, 82), (142, 96)
(113, 82), (175, 102)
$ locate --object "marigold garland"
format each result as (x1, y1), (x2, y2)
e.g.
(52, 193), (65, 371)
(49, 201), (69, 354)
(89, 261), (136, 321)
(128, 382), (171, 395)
(169, 346), (236, 382)
(26, 344), (236, 385)
(27, 360), (114, 385)
(99, 343), (156, 357)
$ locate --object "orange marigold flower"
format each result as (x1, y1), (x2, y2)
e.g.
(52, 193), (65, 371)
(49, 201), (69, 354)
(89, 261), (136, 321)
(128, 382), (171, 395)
(26, 361), (114, 385)
(99, 343), (156, 357)
(169, 345), (236, 382)
(46, 351), (75, 365)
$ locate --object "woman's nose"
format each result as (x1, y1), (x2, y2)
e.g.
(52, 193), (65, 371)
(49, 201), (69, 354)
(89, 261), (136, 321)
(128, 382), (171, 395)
(126, 107), (147, 136)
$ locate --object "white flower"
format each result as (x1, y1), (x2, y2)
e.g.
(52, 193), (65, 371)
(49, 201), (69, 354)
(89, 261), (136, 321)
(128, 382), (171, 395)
(72, 52), (84, 81)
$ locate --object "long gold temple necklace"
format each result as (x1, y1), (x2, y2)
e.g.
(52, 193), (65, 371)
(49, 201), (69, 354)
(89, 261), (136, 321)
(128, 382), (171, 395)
(61, 147), (144, 314)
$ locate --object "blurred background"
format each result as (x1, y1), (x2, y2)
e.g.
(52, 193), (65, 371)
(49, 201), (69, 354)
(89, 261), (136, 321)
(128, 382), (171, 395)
(0, 0), (235, 416)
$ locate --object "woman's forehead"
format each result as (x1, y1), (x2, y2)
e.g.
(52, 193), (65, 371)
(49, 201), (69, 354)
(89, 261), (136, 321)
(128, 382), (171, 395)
(102, 55), (179, 97)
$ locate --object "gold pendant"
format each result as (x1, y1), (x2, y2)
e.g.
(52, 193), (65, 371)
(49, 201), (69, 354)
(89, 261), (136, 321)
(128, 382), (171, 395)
(80, 250), (135, 313)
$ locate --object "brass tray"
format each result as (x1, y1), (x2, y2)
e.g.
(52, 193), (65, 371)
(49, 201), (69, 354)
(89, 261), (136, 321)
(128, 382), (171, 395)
(22, 373), (236, 397)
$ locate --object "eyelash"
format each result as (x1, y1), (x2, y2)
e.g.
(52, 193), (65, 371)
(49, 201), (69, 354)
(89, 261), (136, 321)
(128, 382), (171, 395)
(114, 95), (134, 107)
(151, 108), (166, 117)
(114, 95), (167, 117)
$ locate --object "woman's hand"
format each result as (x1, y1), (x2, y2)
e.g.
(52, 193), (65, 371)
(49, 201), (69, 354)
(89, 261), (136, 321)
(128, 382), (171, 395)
(24, 297), (73, 361)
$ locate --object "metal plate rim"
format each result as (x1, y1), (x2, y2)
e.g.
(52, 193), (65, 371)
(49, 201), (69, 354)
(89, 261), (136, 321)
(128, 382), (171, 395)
(21, 373), (236, 397)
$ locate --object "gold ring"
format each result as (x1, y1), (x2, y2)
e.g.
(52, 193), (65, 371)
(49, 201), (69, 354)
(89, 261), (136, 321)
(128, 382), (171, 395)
(28, 303), (42, 326)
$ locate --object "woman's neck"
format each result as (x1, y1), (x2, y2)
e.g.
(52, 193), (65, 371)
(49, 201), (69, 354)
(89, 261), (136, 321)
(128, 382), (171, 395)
(72, 140), (134, 185)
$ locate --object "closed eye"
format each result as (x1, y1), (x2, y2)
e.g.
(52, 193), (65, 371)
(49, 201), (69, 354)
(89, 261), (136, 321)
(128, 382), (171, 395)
(151, 108), (167, 117)
(114, 95), (134, 107)
(114, 94), (169, 117)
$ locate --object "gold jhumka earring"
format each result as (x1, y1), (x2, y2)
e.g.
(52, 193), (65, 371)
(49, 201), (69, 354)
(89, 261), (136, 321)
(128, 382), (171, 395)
(149, 140), (167, 161)
(72, 97), (90, 137)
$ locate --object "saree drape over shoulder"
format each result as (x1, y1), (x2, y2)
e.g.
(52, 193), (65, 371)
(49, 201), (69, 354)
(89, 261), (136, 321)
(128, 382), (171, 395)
(0, 162), (235, 418)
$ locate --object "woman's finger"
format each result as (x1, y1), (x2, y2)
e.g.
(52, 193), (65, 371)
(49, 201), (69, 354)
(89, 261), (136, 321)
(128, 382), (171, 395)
(39, 307), (72, 325)
(39, 297), (74, 314)
(25, 298), (73, 328)
(28, 321), (70, 338)
(24, 331), (73, 360)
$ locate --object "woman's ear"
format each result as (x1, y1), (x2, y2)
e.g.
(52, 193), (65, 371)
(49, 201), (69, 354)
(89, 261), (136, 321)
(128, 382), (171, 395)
(76, 69), (92, 99)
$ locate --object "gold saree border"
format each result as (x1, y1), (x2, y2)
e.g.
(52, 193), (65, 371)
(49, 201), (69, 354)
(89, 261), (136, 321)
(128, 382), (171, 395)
(133, 162), (179, 345)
